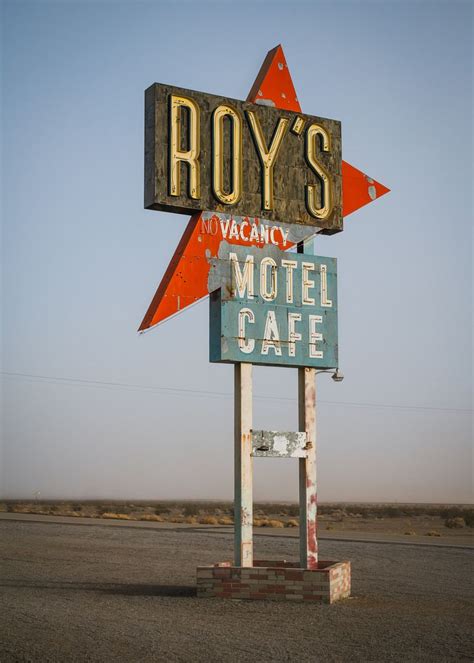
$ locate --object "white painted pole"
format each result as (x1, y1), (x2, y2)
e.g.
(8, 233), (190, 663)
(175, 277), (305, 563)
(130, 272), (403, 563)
(298, 367), (318, 569)
(234, 362), (253, 567)
(297, 238), (318, 569)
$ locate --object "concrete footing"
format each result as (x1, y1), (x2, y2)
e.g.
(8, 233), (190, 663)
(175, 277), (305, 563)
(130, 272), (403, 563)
(197, 559), (351, 603)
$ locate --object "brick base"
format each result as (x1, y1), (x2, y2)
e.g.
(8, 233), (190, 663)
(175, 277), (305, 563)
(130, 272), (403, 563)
(197, 559), (351, 603)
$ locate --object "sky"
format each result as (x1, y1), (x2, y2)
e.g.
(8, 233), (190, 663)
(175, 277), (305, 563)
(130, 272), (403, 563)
(1, 0), (472, 503)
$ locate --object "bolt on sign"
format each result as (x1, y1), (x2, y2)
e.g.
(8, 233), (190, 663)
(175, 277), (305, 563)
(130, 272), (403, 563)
(209, 246), (337, 369)
(144, 83), (342, 233)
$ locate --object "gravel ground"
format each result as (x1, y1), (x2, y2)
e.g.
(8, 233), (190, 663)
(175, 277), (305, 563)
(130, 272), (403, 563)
(0, 519), (472, 662)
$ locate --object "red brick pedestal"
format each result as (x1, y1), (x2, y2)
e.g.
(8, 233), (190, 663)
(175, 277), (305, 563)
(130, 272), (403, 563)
(197, 560), (351, 603)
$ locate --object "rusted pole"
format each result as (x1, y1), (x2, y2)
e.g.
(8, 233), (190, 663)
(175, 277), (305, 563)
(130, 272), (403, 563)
(234, 362), (253, 567)
(298, 238), (318, 569)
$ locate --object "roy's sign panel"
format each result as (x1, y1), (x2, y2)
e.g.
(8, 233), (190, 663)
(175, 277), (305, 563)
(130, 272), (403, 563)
(209, 246), (338, 369)
(144, 83), (342, 233)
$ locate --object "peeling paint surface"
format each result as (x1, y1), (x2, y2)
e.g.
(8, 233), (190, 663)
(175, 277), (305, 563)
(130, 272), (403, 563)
(299, 361), (318, 568)
(251, 430), (307, 458)
(234, 363), (253, 567)
(209, 246), (338, 369)
(255, 98), (276, 107)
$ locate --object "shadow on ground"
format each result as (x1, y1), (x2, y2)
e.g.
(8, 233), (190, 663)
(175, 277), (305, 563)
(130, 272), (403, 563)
(0, 579), (196, 598)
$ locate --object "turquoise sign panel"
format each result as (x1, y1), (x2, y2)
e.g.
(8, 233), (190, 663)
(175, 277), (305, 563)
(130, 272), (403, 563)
(209, 245), (338, 369)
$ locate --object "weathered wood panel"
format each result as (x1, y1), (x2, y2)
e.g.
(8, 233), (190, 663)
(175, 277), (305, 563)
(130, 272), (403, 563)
(145, 83), (342, 233)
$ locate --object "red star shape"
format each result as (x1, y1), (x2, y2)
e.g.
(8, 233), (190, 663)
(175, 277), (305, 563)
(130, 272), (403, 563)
(139, 45), (389, 332)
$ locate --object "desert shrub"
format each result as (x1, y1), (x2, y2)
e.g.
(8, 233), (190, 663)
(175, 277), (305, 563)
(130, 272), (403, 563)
(71, 504), (82, 512)
(183, 504), (200, 517)
(139, 514), (163, 522)
(197, 515), (219, 525)
(286, 505), (299, 517)
(463, 511), (474, 528)
(0, 503), (7, 513)
(253, 518), (284, 528)
(154, 505), (169, 516)
(101, 512), (130, 520)
(218, 516), (234, 525)
(267, 519), (284, 528)
(425, 530), (441, 537)
(404, 530), (416, 536)
(438, 506), (465, 519)
(12, 504), (31, 513)
(277, 505), (298, 517)
(115, 505), (134, 515)
(445, 517), (465, 529)
(286, 519), (299, 528)
(383, 506), (404, 518)
(349, 506), (375, 518)
(96, 506), (110, 516)
(184, 515), (197, 524)
(169, 515), (185, 523)
(326, 524), (335, 530)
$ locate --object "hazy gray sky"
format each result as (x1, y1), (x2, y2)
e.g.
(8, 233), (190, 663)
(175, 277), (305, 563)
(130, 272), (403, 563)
(1, 0), (472, 503)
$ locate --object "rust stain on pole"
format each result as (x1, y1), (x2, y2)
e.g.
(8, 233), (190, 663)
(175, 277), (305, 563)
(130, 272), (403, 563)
(234, 362), (253, 567)
(297, 236), (318, 569)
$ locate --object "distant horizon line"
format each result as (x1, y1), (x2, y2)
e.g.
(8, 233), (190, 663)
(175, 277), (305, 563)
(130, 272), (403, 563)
(2, 497), (472, 507)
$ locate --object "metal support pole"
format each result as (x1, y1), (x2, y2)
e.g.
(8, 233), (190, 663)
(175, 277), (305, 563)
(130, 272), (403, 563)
(234, 362), (253, 567)
(298, 367), (318, 569)
(297, 238), (318, 569)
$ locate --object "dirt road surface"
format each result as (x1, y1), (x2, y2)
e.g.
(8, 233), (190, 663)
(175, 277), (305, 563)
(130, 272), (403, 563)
(0, 518), (472, 662)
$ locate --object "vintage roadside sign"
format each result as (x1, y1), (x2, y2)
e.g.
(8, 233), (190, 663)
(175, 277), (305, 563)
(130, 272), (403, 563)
(145, 83), (342, 232)
(209, 246), (337, 369)
(140, 45), (390, 587)
(139, 45), (389, 332)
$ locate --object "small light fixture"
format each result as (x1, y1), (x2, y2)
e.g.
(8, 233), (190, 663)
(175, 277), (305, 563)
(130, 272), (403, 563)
(331, 369), (344, 383)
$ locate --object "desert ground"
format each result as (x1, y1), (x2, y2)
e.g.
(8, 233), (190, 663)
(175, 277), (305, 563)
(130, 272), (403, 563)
(1, 500), (472, 541)
(0, 511), (472, 662)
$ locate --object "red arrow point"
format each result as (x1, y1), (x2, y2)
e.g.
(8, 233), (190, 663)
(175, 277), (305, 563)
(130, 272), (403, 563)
(138, 215), (207, 331)
(247, 44), (301, 112)
(375, 181), (391, 198)
(342, 161), (390, 218)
